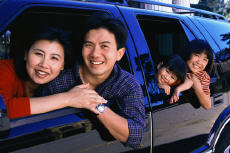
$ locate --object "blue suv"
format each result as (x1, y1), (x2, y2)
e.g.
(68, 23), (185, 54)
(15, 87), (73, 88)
(1, 0), (230, 153)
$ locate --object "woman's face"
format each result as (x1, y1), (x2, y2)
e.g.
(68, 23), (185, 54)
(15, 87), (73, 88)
(24, 39), (64, 85)
(187, 52), (208, 73)
(157, 67), (177, 86)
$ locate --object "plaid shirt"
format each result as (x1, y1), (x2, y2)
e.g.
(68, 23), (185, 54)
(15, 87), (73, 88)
(36, 63), (145, 149)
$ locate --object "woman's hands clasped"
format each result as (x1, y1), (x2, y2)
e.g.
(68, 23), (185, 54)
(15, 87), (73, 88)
(67, 83), (107, 114)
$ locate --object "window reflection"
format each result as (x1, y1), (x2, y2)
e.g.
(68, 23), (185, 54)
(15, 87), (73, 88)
(0, 30), (11, 59)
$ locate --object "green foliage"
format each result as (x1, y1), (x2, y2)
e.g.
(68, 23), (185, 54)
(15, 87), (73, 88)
(191, 0), (230, 20)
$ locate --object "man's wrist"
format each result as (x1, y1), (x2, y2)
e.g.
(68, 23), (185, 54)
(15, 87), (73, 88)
(96, 103), (107, 114)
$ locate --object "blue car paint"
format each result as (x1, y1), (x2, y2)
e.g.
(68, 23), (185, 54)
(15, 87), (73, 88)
(210, 105), (230, 134)
(191, 145), (209, 153)
(0, 94), (85, 139)
(0, 94), (6, 110)
(8, 114), (84, 138)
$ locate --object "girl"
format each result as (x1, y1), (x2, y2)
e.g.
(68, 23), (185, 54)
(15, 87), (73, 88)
(157, 54), (187, 95)
(170, 39), (214, 110)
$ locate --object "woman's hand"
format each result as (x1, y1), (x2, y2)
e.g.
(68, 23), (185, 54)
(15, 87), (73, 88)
(67, 84), (107, 114)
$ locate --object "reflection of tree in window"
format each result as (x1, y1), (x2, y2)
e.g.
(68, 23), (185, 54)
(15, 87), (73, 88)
(0, 30), (11, 59)
(214, 33), (230, 62)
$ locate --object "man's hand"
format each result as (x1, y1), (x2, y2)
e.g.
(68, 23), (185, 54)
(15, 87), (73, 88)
(67, 84), (107, 114)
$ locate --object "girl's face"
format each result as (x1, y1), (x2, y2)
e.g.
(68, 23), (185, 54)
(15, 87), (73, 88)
(187, 52), (208, 73)
(24, 39), (64, 85)
(157, 67), (178, 86)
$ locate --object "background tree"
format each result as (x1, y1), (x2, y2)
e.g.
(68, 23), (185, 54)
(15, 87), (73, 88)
(191, 0), (230, 20)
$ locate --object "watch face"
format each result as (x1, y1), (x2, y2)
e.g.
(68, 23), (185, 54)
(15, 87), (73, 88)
(96, 104), (106, 114)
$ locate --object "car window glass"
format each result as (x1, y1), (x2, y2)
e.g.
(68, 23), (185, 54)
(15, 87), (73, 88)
(198, 18), (230, 93)
(197, 18), (230, 62)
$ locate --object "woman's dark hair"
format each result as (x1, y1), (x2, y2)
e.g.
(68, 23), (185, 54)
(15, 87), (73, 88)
(183, 39), (214, 74)
(13, 26), (72, 81)
(159, 54), (187, 84)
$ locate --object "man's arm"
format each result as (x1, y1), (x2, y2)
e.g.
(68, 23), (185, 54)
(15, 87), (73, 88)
(97, 108), (129, 143)
(95, 80), (145, 149)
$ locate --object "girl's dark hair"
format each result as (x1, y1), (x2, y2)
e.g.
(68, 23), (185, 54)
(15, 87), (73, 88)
(160, 54), (187, 84)
(183, 39), (214, 74)
(12, 26), (72, 81)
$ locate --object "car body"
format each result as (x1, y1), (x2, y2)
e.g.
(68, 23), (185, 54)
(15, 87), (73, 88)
(0, 0), (230, 152)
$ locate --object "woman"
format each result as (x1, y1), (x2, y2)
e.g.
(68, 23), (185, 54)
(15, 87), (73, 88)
(0, 26), (106, 119)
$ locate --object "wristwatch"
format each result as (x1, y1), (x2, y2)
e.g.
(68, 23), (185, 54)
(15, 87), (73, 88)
(96, 103), (106, 114)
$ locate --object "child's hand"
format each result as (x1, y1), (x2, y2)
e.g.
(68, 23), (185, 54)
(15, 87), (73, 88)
(158, 83), (171, 95)
(170, 88), (180, 104)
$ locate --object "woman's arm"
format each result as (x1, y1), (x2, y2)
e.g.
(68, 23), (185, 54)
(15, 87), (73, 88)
(30, 84), (107, 115)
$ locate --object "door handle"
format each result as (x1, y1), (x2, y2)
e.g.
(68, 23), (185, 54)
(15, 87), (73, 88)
(213, 93), (224, 106)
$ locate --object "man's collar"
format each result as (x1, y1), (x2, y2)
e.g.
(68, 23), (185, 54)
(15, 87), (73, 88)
(75, 62), (120, 91)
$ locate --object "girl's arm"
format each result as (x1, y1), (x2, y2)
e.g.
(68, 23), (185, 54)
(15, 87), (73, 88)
(158, 83), (171, 95)
(191, 75), (211, 110)
(170, 76), (193, 103)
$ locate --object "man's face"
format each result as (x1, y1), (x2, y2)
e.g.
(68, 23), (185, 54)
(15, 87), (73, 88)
(82, 28), (125, 79)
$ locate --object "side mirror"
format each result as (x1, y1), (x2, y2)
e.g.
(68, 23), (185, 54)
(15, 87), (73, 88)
(0, 94), (10, 139)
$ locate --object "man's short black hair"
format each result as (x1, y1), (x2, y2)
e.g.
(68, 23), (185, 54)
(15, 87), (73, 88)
(183, 39), (214, 74)
(12, 26), (72, 81)
(85, 13), (128, 50)
(160, 54), (187, 84)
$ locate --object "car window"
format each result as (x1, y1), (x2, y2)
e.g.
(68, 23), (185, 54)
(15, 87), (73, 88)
(0, 6), (132, 139)
(137, 15), (193, 106)
(197, 18), (230, 62)
(137, 16), (189, 63)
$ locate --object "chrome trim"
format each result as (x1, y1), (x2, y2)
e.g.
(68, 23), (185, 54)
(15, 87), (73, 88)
(203, 106), (230, 152)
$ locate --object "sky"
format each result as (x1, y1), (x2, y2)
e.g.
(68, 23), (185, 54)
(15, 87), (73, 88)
(190, 0), (199, 4)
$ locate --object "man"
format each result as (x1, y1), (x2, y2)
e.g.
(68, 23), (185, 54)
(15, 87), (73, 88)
(38, 14), (145, 149)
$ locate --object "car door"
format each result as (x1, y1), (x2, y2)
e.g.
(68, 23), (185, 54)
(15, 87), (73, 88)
(118, 6), (229, 153)
(0, 1), (152, 153)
